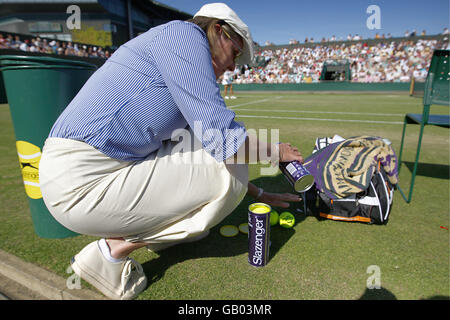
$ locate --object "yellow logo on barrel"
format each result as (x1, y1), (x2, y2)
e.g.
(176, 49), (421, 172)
(16, 141), (42, 199)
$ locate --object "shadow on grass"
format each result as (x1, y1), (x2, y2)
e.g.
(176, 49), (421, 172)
(359, 287), (450, 300)
(359, 287), (397, 300)
(422, 295), (450, 300)
(401, 161), (450, 180)
(141, 174), (308, 288)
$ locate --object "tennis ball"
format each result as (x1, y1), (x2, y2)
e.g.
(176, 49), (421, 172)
(270, 210), (279, 226)
(279, 212), (295, 228)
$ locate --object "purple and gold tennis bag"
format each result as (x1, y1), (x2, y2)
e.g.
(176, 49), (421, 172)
(302, 135), (398, 225)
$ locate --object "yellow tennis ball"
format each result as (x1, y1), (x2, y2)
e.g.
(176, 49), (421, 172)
(270, 210), (279, 226)
(279, 212), (295, 228)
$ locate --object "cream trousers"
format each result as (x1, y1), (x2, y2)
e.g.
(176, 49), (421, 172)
(39, 136), (248, 245)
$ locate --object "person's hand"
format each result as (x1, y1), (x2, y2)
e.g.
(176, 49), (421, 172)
(258, 191), (302, 208)
(278, 143), (303, 163)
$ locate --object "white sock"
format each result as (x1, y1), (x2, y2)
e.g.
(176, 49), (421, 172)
(98, 238), (125, 263)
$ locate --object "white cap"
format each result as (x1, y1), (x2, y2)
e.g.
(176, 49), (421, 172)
(194, 2), (254, 66)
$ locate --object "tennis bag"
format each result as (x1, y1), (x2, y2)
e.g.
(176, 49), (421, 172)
(314, 162), (394, 224)
(304, 136), (397, 225)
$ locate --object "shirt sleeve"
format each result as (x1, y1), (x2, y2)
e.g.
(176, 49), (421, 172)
(149, 21), (246, 162)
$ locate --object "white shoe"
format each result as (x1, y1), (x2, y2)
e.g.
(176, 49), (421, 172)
(71, 241), (147, 300)
(146, 230), (210, 253)
(230, 96), (237, 99)
(224, 96), (230, 99)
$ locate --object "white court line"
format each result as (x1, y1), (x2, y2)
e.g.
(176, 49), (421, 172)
(228, 96), (282, 109)
(233, 108), (404, 117)
(257, 98), (419, 105)
(235, 114), (403, 125)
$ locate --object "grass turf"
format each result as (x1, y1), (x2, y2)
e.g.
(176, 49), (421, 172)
(0, 92), (448, 300)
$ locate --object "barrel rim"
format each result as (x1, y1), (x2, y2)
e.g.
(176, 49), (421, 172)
(0, 54), (97, 68)
(0, 65), (97, 72)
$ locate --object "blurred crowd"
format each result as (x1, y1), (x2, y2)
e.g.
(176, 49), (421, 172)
(232, 37), (448, 84)
(1, 31), (448, 84)
(273, 28), (442, 47)
(0, 33), (111, 59)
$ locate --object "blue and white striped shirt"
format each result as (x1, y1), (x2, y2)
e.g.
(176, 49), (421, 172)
(49, 20), (246, 162)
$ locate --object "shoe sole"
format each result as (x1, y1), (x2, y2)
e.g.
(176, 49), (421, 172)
(71, 256), (122, 300)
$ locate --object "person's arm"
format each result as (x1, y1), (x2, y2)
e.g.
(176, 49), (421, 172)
(151, 22), (246, 162)
(245, 135), (305, 208)
(247, 181), (302, 208)
(247, 182), (262, 199)
(234, 131), (304, 164)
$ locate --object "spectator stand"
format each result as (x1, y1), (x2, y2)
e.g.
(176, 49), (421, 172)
(320, 59), (351, 81)
(0, 31), (109, 103)
(0, 30), (111, 68)
(245, 33), (448, 85)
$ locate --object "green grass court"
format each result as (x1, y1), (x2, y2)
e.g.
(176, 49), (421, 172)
(0, 92), (448, 300)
